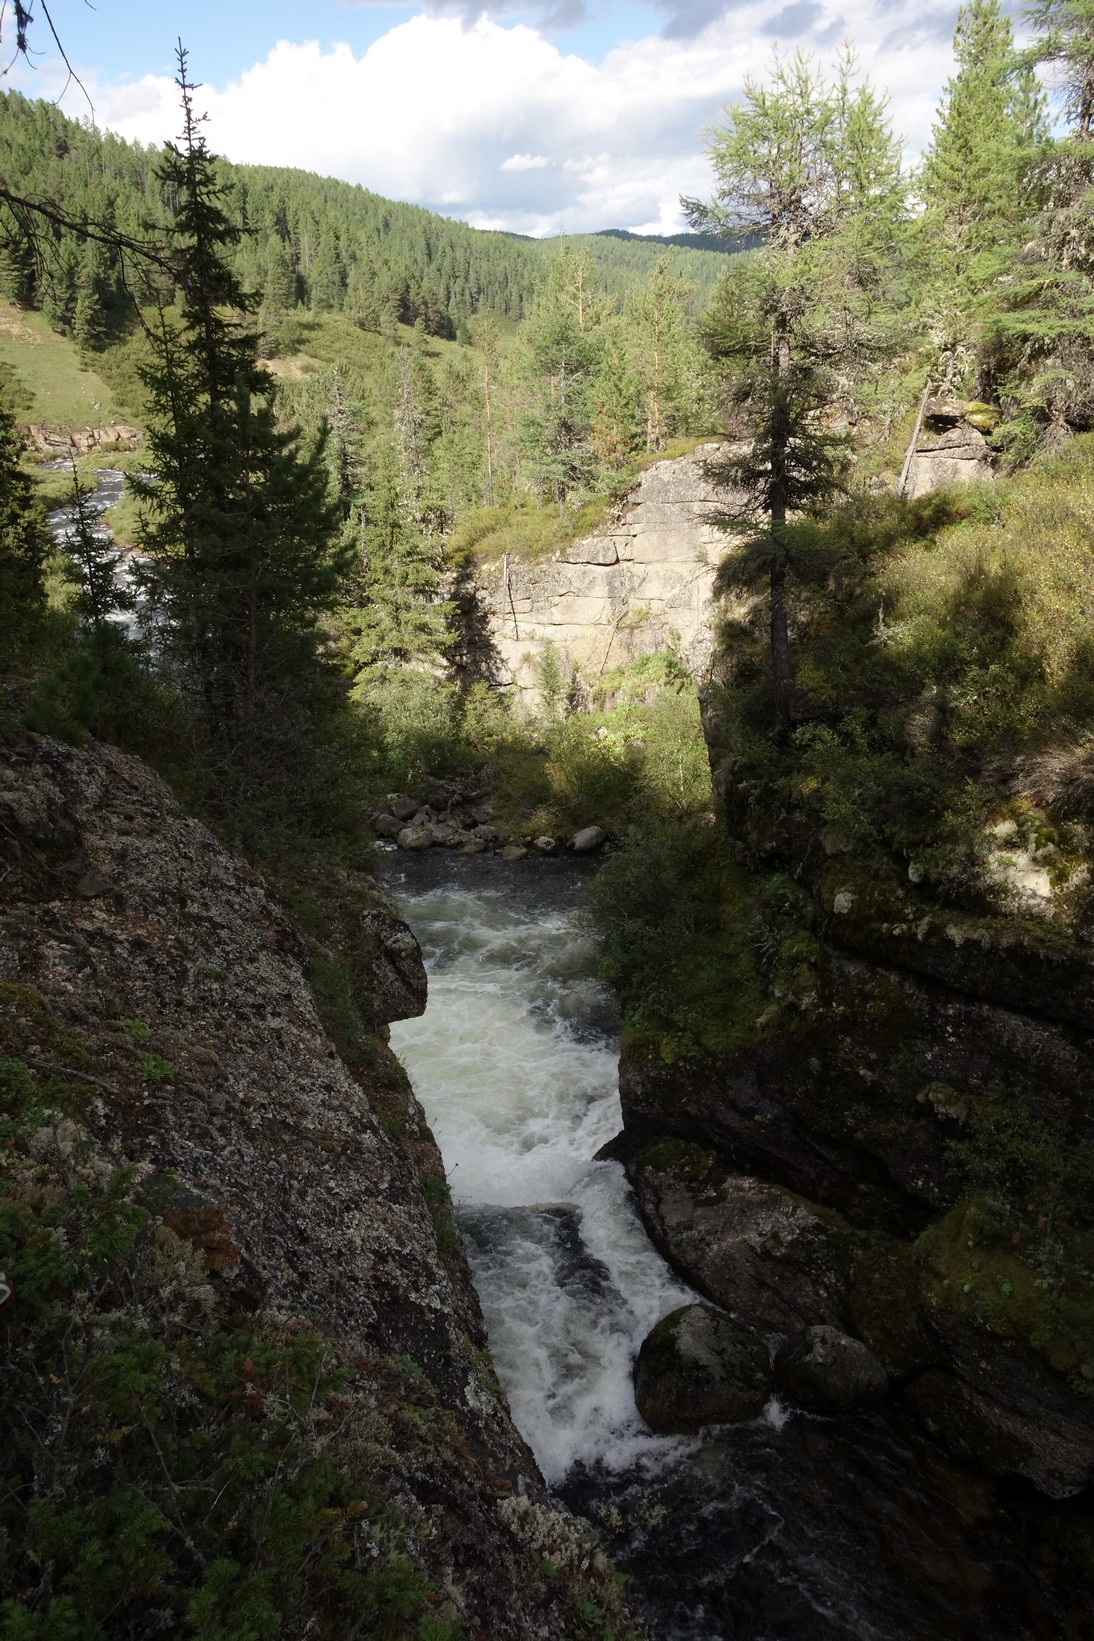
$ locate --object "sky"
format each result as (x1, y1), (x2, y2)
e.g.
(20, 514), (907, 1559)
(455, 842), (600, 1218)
(3, 0), (1028, 237)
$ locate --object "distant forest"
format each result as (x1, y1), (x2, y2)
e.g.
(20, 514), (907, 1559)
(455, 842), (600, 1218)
(0, 90), (730, 347)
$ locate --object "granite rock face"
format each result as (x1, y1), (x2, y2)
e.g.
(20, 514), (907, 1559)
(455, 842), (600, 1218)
(0, 734), (642, 1639)
(905, 401), (995, 498)
(627, 1139), (859, 1335)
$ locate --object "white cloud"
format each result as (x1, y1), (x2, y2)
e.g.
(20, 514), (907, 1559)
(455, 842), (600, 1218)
(88, 6), (966, 237)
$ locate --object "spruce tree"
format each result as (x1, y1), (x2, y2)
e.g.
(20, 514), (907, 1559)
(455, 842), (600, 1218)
(624, 256), (706, 452)
(516, 248), (609, 513)
(920, 0), (1046, 257)
(0, 399), (48, 651)
(134, 47), (344, 755)
(63, 460), (134, 635)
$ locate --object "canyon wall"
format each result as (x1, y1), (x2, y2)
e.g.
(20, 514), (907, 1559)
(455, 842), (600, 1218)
(0, 732), (639, 1639)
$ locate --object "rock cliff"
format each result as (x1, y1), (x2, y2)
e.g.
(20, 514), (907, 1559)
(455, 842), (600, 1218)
(616, 820), (1094, 1504)
(0, 733), (639, 1638)
(473, 444), (734, 710)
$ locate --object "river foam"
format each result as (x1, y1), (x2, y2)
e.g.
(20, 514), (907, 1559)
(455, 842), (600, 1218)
(387, 867), (694, 1484)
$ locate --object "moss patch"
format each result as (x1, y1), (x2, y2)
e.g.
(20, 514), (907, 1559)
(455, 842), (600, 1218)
(916, 1198), (1094, 1386)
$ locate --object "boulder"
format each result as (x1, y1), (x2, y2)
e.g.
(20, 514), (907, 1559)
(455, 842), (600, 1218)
(388, 795), (420, 822)
(461, 838), (488, 855)
(634, 1304), (773, 1434)
(628, 1140), (858, 1335)
(361, 910), (428, 1023)
(571, 825), (607, 853)
(372, 813), (403, 840)
(397, 826), (434, 852)
(473, 824), (503, 845)
(500, 845), (528, 861)
(533, 836), (558, 855)
(774, 1325), (887, 1412)
(429, 823), (458, 845)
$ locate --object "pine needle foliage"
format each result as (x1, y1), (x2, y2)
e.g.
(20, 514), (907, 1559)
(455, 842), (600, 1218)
(132, 48), (345, 756)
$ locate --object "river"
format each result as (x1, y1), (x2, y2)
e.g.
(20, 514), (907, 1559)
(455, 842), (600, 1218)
(384, 851), (1086, 1641)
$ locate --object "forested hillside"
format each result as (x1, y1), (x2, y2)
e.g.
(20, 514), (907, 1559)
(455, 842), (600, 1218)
(0, 88), (729, 346)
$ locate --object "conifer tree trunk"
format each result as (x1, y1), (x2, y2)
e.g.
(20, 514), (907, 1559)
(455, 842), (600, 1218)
(769, 325), (793, 738)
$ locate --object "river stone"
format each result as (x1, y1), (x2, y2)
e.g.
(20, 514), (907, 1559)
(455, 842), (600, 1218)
(629, 1141), (857, 1334)
(571, 825), (607, 853)
(388, 795), (419, 822)
(501, 845), (528, 861)
(462, 838), (488, 854)
(372, 813), (403, 840)
(473, 824), (503, 845)
(397, 825), (434, 852)
(533, 836), (558, 855)
(634, 1303), (773, 1434)
(430, 823), (458, 845)
(774, 1325), (887, 1412)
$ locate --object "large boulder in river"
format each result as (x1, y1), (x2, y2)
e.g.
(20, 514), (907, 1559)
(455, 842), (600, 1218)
(774, 1325), (887, 1412)
(629, 1140), (858, 1335)
(634, 1304), (773, 1434)
(397, 825), (434, 852)
(571, 825), (607, 853)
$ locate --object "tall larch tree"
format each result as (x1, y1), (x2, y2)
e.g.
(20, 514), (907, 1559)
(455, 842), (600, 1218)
(686, 47), (907, 735)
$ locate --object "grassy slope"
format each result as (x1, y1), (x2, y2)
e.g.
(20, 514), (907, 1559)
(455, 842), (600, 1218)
(0, 303), (121, 428)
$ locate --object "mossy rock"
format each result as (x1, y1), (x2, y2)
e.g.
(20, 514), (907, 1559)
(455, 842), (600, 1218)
(634, 1303), (773, 1434)
(632, 1137), (726, 1194)
(916, 1198), (1094, 1382)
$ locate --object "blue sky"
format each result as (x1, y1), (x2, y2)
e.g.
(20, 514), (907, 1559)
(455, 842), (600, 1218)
(4, 1), (1017, 236)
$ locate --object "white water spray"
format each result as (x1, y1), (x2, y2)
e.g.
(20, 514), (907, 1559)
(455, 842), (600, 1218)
(388, 870), (694, 1485)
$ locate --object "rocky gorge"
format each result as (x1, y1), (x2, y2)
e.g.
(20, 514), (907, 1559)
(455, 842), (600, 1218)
(457, 433), (1094, 1618)
(0, 732), (641, 1638)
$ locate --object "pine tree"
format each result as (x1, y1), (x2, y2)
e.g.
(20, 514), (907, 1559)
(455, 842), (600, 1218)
(134, 48), (344, 753)
(686, 47), (906, 734)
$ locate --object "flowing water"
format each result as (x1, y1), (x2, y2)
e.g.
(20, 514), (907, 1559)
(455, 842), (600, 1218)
(385, 851), (1086, 1641)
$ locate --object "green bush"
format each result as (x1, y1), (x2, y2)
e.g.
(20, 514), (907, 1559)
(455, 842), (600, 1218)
(584, 816), (764, 1062)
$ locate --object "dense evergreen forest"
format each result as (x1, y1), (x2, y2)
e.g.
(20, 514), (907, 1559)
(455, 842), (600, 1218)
(0, 88), (729, 346)
(5, 0), (1094, 1630)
